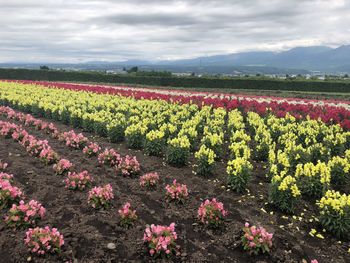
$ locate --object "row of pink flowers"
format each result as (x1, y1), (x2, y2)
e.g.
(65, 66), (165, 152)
(0, 120), (59, 165)
(0, 120), (68, 255)
(0, 106), (59, 137)
(5, 80), (350, 130)
(0, 106), (143, 176)
(0, 106), (142, 178)
(0, 114), (69, 257)
(0, 108), (142, 222)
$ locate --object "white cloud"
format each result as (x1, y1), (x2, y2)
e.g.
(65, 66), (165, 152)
(0, 0), (349, 62)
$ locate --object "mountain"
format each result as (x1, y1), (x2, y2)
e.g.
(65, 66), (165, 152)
(152, 45), (350, 73)
(154, 45), (350, 72)
(2, 45), (350, 74)
(108, 45), (350, 73)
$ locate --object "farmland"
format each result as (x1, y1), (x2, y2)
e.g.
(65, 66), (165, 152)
(0, 80), (349, 262)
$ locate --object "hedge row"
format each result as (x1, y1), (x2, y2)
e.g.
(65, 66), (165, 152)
(1, 68), (350, 93)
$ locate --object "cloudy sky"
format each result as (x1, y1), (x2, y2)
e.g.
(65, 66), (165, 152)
(1, 0), (349, 63)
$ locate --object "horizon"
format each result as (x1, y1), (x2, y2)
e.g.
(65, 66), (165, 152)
(1, 0), (350, 63)
(1, 44), (348, 65)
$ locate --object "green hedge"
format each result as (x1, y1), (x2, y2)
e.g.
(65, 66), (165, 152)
(1, 68), (350, 93)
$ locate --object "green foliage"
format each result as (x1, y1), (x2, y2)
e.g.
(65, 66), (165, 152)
(269, 175), (301, 213)
(226, 158), (253, 193)
(166, 137), (191, 167)
(94, 121), (108, 137)
(82, 117), (95, 132)
(1, 68), (350, 93)
(166, 145), (189, 166)
(107, 122), (125, 143)
(144, 131), (165, 156)
(125, 124), (146, 149)
(195, 145), (216, 176)
(318, 191), (350, 240)
(39, 65), (50, 70)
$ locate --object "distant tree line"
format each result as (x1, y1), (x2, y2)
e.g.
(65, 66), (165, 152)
(1, 68), (350, 93)
(124, 66), (172, 77)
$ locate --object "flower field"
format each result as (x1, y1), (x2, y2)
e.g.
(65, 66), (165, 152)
(0, 80), (349, 262)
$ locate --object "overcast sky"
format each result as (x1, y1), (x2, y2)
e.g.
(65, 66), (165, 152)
(1, 0), (349, 63)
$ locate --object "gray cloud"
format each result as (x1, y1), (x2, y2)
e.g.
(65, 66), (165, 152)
(0, 0), (349, 62)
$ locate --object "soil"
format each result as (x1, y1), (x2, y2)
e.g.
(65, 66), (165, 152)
(0, 114), (349, 263)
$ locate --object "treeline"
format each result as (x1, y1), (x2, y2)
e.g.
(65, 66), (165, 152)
(1, 68), (350, 93)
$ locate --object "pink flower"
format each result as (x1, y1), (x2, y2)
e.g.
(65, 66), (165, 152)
(88, 184), (114, 209)
(118, 202), (137, 227)
(53, 159), (73, 175)
(0, 172), (13, 181)
(24, 226), (64, 255)
(98, 148), (121, 166)
(165, 179), (188, 204)
(198, 198), (227, 227)
(38, 147), (58, 164)
(140, 172), (160, 188)
(83, 142), (101, 157)
(0, 160), (8, 171)
(116, 155), (140, 176)
(5, 199), (45, 228)
(144, 223), (179, 258)
(64, 171), (93, 191)
(59, 130), (88, 149)
(0, 179), (23, 207)
(242, 222), (273, 255)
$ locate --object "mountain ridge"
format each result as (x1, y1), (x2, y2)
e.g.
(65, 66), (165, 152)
(2, 45), (350, 74)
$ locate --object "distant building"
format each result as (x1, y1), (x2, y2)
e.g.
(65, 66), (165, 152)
(173, 72), (193, 77)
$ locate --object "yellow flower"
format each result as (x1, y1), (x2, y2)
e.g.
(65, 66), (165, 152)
(168, 136), (191, 149)
(146, 130), (165, 141)
(318, 190), (350, 215)
(227, 158), (252, 176)
(229, 141), (251, 160)
(195, 145), (216, 165)
(277, 175), (301, 197)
